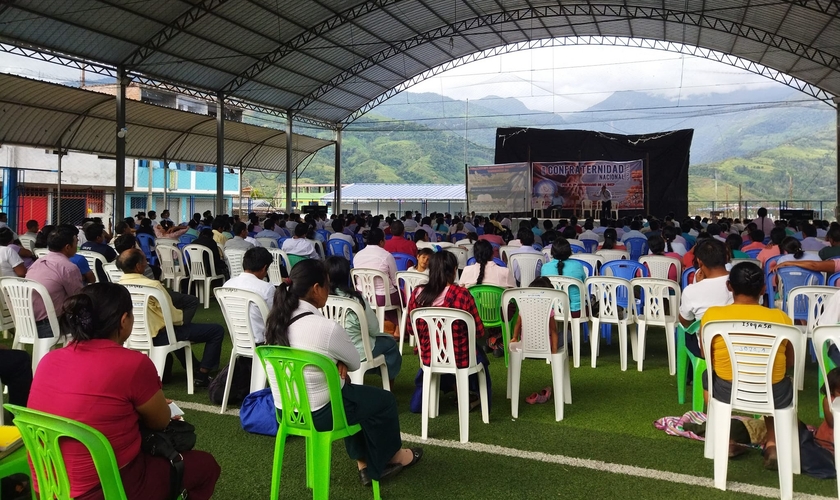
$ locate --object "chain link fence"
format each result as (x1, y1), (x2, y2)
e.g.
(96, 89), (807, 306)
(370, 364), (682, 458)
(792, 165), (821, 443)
(15, 187), (112, 234)
(687, 200), (836, 221)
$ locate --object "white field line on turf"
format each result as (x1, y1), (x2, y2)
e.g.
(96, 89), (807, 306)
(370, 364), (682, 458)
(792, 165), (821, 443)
(175, 401), (833, 500)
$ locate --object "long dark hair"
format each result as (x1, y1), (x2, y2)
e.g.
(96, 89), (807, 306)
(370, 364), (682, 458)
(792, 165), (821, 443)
(416, 251), (458, 307)
(550, 237), (572, 274)
(473, 239), (493, 285)
(414, 228), (429, 242)
(60, 283), (132, 342)
(34, 225), (55, 249)
(265, 259), (328, 347)
(325, 256), (365, 310)
(662, 226), (676, 253)
(779, 236), (804, 259)
(602, 228), (617, 250)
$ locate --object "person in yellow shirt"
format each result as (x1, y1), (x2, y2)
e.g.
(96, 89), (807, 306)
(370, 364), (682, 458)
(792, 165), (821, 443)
(700, 261), (794, 471)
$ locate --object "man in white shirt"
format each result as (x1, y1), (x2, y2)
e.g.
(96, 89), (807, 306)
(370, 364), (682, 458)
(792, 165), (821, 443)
(679, 239), (733, 358)
(255, 219), (283, 240)
(508, 228), (542, 284)
(352, 227), (399, 321)
(225, 222), (256, 251)
(800, 224), (829, 252)
(221, 247), (275, 344)
(578, 219), (599, 242)
(402, 211), (418, 232)
(329, 218), (357, 252)
(148, 210), (160, 227)
(620, 220), (646, 243)
(282, 223), (320, 260)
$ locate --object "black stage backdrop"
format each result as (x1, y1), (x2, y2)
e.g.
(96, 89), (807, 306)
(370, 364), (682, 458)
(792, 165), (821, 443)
(494, 128), (693, 217)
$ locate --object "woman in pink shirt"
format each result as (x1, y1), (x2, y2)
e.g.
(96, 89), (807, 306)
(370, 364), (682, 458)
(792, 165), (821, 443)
(459, 240), (514, 288)
(26, 283), (220, 500)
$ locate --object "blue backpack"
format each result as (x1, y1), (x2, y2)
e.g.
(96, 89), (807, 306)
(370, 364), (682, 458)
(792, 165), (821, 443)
(239, 388), (278, 436)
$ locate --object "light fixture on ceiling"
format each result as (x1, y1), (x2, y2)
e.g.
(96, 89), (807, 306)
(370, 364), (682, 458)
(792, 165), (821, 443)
(449, 36), (454, 50)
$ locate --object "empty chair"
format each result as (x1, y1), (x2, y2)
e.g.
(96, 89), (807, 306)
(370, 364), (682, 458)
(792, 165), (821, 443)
(631, 278), (681, 373)
(702, 320), (801, 499)
(601, 260), (648, 280)
(586, 276), (635, 370)
(595, 249), (629, 261)
(0, 277), (64, 373)
(183, 244), (226, 309)
(502, 288), (572, 421)
(122, 283), (194, 394)
(499, 245), (515, 264)
(178, 233), (197, 245)
(409, 307), (489, 443)
(546, 276), (591, 369)
(320, 296), (390, 390)
(213, 287), (270, 413)
(267, 248), (289, 285)
(351, 268), (401, 333)
(639, 255), (681, 281)
(156, 244), (188, 292)
(775, 266), (824, 310)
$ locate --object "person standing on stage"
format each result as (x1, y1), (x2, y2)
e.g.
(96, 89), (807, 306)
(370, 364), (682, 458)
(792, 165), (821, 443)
(599, 185), (612, 220)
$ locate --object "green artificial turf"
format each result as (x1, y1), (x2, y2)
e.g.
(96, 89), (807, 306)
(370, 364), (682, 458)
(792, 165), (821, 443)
(4, 302), (838, 499)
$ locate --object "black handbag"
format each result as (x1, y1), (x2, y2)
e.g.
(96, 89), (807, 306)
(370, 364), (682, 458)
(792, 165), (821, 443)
(140, 420), (197, 500)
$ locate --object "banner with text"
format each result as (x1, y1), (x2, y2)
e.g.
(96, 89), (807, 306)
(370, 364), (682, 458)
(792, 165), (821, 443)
(531, 160), (644, 211)
(468, 163), (530, 213)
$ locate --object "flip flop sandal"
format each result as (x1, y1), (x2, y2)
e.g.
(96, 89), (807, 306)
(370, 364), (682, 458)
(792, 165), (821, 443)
(526, 392), (540, 404)
(538, 386), (552, 403)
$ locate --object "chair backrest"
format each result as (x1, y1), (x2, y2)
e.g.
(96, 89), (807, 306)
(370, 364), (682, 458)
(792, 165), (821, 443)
(135, 233), (156, 260)
(467, 284), (505, 327)
(776, 266), (825, 310)
(122, 283), (178, 349)
(829, 272), (840, 287)
(638, 255), (681, 281)
(315, 229), (330, 242)
(267, 248), (290, 284)
(33, 247), (49, 259)
(178, 234), (197, 245)
(763, 254), (783, 307)
(256, 237), (278, 249)
(681, 266), (696, 289)
(320, 296), (375, 362)
(183, 244), (218, 279)
(157, 244), (186, 283)
(214, 287), (268, 353)
(451, 233), (467, 243)
(499, 245), (515, 263)
(102, 263), (123, 283)
(327, 239), (353, 261)
(508, 253), (545, 286)
(392, 252), (417, 272)
(745, 248), (761, 259)
(308, 239), (325, 259)
(595, 249), (629, 261)
(4, 404), (128, 500)
(225, 248), (247, 278)
(444, 246), (469, 270)
(624, 237), (649, 260)
(786, 285), (838, 333)
(396, 271), (429, 309)
(585, 276), (634, 321)
(813, 325), (840, 412)
(730, 258), (761, 268)
(18, 235), (36, 252)
(351, 268), (393, 308)
(0, 277), (60, 345)
(256, 345), (356, 436)
(354, 233), (366, 251)
(600, 260), (648, 280)
(409, 307), (477, 369)
(501, 288), (569, 358)
(570, 254), (602, 275)
(546, 276), (588, 319)
(580, 239), (599, 253)
(631, 277), (681, 324)
(77, 250), (108, 283)
(701, 320), (800, 413)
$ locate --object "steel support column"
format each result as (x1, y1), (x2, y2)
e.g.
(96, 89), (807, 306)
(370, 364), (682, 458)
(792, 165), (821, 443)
(286, 112), (293, 213)
(115, 67), (127, 222)
(216, 91), (225, 216)
(334, 128), (342, 215)
(836, 98), (840, 220)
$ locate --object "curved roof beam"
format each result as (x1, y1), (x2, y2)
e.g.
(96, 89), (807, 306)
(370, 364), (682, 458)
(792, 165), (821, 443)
(291, 4), (840, 117)
(344, 36), (836, 125)
(58, 96), (115, 150)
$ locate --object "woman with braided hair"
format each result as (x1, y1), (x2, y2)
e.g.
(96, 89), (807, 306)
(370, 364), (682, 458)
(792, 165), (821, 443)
(459, 239), (514, 288)
(539, 237), (588, 316)
(700, 262), (794, 470)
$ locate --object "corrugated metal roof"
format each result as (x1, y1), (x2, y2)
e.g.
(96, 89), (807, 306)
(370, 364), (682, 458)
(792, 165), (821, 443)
(321, 184), (465, 202)
(0, 73), (331, 172)
(0, 1), (838, 126)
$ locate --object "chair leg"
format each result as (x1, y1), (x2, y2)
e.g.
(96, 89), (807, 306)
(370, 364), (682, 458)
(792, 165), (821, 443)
(550, 353), (565, 421)
(618, 321), (628, 372)
(185, 346), (194, 396)
(590, 318), (600, 368)
(510, 350), (523, 418)
(372, 480), (381, 500)
(311, 433), (333, 500)
(633, 322), (645, 372)
(477, 365), (489, 424)
(220, 351), (238, 413)
(692, 359), (706, 413)
(773, 409), (796, 500)
(379, 364), (390, 391)
(665, 322), (676, 376)
(708, 400), (732, 490)
(564, 353), (572, 404)
(250, 355), (267, 393)
(270, 432), (287, 500)
(421, 369), (432, 440)
(677, 335), (688, 404)
(571, 320), (581, 368)
(455, 370), (470, 443)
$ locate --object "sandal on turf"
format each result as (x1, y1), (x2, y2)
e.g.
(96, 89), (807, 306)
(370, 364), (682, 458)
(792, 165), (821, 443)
(538, 386), (552, 403)
(526, 392), (540, 404)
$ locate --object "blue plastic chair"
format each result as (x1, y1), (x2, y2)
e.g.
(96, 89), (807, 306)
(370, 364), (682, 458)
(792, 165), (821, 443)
(475, 228), (485, 236)
(355, 233), (366, 251)
(745, 248), (761, 259)
(404, 232), (415, 241)
(135, 233), (157, 265)
(248, 231), (258, 238)
(763, 255), (783, 308)
(532, 243), (543, 251)
(178, 234), (197, 245)
(624, 237), (649, 261)
(577, 260), (594, 277)
(580, 239), (599, 253)
(600, 260), (648, 280)
(466, 257), (506, 267)
(277, 237), (289, 249)
(828, 272), (840, 287)
(451, 233), (467, 243)
(571, 245), (585, 254)
(776, 266), (825, 311)
(681, 266), (696, 289)
(327, 239), (354, 263)
(393, 252), (417, 271)
(315, 229), (329, 241)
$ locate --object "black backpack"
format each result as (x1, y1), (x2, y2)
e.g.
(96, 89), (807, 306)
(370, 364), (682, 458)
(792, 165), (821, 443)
(208, 357), (253, 406)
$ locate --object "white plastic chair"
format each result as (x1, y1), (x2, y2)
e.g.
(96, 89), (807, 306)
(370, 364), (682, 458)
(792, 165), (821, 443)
(416, 241), (436, 251)
(183, 244), (225, 309)
(702, 320), (801, 499)
(546, 276), (590, 368)
(308, 238), (325, 259)
(77, 250), (108, 283)
(225, 248), (247, 279)
(102, 262), (123, 283)
(0, 290), (14, 340)
(595, 249), (630, 261)
(351, 268), (402, 333)
(581, 199), (594, 218)
(18, 234), (35, 253)
(786, 285), (838, 391)
(213, 287), (270, 412)
(157, 244), (188, 292)
(567, 239), (585, 250)
(122, 283), (194, 395)
(730, 258), (761, 268)
(443, 246), (469, 271)
(638, 255), (681, 281)
(502, 288), (572, 421)
(409, 307), (489, 443)
(585, 276), (635, 370)
(570, 254), (602, 276)
(256, 237), (278, 248)
(395, 270), (429, 353)
(499, 245), (515, 263)
(631, 278), (681, 374)
(812, 325), (840, 498)
(320, 295), (389, 390)
(33, 248), (49, 259)
(610, 202), (619, 219)
(266, 248), (291, 285)
(508, 253), (545, 287)
(0, 277), (63, 374)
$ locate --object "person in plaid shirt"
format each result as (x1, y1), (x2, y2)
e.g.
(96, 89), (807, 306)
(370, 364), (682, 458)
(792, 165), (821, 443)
(407, 251), (485, 368)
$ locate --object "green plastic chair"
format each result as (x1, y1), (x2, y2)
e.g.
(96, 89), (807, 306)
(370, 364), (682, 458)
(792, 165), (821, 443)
(0, 446), (32, 500)
(675, 321), (706, 412)
(468, 285), (514, 366)
(287, 254), (309, 269)
(256, 346), (381, 500)
(3, 404), (161, 500)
